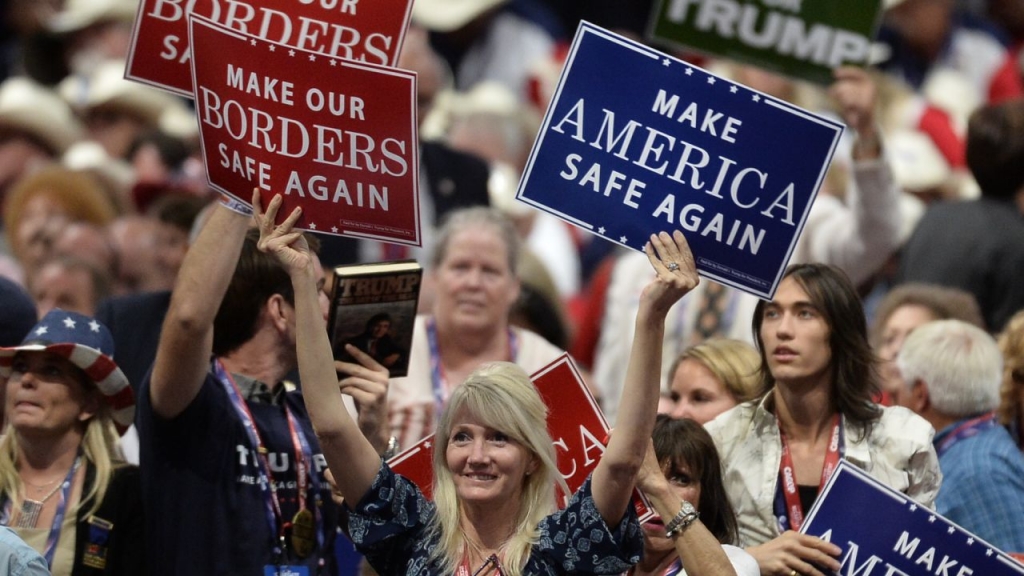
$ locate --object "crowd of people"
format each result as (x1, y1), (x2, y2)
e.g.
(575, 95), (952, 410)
(1, 0), (1024, 574)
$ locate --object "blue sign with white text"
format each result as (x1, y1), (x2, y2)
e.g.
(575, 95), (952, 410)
(516, 22), (843, 299)
(801, 461), (1024, 576)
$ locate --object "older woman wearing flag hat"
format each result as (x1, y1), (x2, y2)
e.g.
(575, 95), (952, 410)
(0, 309), (144, 575)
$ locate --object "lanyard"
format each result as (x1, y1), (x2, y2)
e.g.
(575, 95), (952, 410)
(214, 360), (320, 559)
(426, 318), (519, 419)
(0, 456), (82, 568)
(41, 456), (81, 567)
(935, 411), (998, 458)
(285, 403), (324, 555)
(774, 414), (843, 532)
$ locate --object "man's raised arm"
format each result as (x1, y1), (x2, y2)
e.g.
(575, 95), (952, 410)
(149, 198), (251, 419)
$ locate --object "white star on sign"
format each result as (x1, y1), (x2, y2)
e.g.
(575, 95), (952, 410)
(752, 94), (761, 102)
(707, 76), (716, 85)
(928, 514), (935, 522)
(947, 526), (955, 534)
(34, 326), (48, 336)
(987, 549), (994, 556)
(598, 226), (606, 234)
(424, 441), (432, 449)
(662, 58), (670, 66)
(730, 85), (738, 94)
(289, 49), (296, 57)
(63, 317), (76, 329)
(309, 54), (316, 62)
(909, 504), (917, 511)
(331, 226), (339, 233)
(309, 222), (317, 230)
(269, 45), (276, 52)
(619, 236), (628, 244)
(250, 39), (257, 46)
(967, 538), (974, 545)
(685, 68), (693, 76)
(330, 60), (337, 67)
(89, 320), (101, 333)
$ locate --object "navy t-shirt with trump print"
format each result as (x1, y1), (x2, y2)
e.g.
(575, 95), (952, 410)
(137, 365), (339, 575)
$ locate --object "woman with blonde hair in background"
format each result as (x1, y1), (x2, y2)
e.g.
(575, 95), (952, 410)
(667, 339), (760, 424)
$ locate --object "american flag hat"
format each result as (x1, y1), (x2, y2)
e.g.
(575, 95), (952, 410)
(0, 309), (133, 433)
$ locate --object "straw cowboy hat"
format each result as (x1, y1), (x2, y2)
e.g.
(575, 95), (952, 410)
(60, 59), (182, 126)
(0, 309), (134, 433)
(412, 0), (509, 32)
(0, 77), (84, 155)
(49, 0), (139, 33)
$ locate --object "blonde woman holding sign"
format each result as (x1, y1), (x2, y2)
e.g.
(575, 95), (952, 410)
(253, 189), (700, 576)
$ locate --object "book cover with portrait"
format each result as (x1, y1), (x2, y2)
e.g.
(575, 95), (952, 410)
(327, 259), (422, 378)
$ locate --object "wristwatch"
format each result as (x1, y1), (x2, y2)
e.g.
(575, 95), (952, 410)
(664, 500), (699, 538)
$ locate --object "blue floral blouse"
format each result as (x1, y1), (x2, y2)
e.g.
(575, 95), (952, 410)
(346, 462), (643, 575)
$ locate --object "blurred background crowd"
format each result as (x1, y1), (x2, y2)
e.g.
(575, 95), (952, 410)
(4, 0), (1023, 419)
(2, 0), (1024, 572)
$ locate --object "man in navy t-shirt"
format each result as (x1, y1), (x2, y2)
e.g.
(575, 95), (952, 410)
(138, 196), (386, 575)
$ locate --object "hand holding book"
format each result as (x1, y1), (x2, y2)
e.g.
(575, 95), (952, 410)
(326, 260), (422, 378)
(335, 344), (390, 455)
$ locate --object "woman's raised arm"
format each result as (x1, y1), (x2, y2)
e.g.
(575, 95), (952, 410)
(253, 190), (382, 506)
(592, 230), (699, 525)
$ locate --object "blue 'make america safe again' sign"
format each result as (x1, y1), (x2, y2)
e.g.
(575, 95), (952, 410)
(516, 22), (843, 299)
(802, 461), (1024, 576)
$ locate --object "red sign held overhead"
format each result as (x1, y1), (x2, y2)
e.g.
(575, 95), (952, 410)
(190, 16), (420, 246)
(389, 355), (653, 520)
(127, 0), (413, 97)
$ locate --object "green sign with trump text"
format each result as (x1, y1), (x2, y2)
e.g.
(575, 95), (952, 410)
(648, 0), (883, 85)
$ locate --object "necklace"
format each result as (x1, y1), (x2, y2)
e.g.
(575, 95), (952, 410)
(23, 477), (62, 492)
(16, 480), (64, 528)
(16, 461), (78, 529)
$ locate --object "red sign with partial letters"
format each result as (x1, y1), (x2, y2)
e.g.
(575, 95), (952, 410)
(189, 15), (420, 245)
(126, 0), (413, 97)
(389, 355), (653, 520)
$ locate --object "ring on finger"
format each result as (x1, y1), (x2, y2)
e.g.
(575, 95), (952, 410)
(789, 570), (799, 576)
(666, 262), (680, 272)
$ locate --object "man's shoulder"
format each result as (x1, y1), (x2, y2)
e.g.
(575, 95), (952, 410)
(942, 425), (1024, 470)
(137, 365), (223, 422)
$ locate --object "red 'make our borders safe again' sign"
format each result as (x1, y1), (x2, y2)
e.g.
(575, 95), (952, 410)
(127, 0), (413, 97)
(190, 15), (421, 246)
(389, 355), (653, 520)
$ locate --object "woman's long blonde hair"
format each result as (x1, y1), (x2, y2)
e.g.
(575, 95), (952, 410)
(0, 373), (125, 519)
(428, 362), (567, 576)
